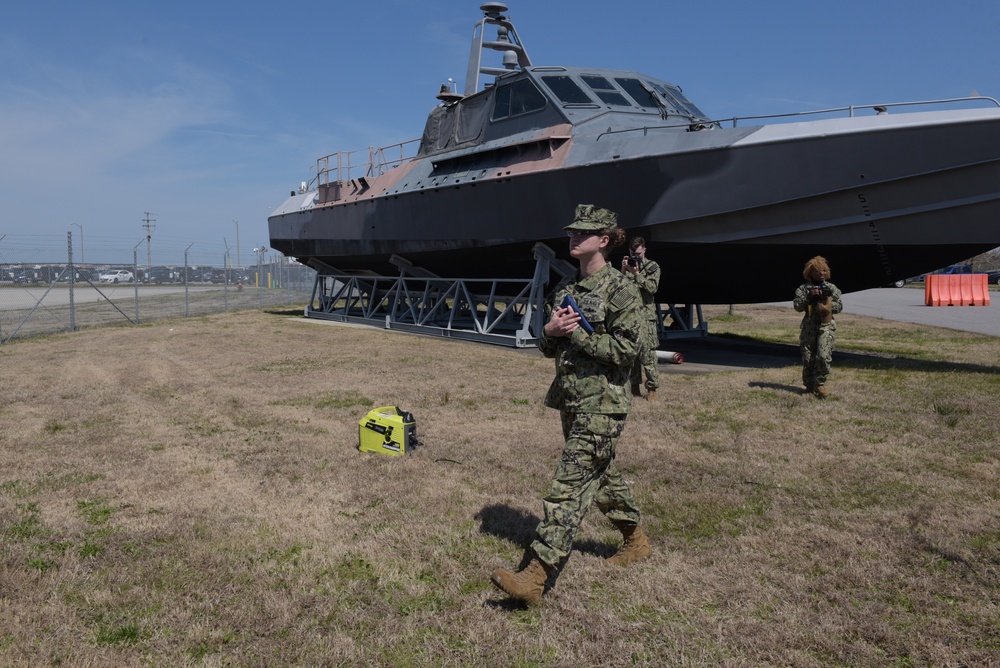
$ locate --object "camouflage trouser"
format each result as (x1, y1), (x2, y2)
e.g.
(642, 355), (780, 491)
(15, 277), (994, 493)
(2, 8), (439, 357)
(531, 412), (642, 567)
(630, 318), (660, 391)
(800, 320), (836, 387)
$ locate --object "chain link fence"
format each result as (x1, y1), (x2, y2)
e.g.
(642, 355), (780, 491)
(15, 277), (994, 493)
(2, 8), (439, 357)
(0, 232), (316, 344)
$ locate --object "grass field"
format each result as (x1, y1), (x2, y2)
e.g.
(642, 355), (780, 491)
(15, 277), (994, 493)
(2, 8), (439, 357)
(1, 304), (998, 666)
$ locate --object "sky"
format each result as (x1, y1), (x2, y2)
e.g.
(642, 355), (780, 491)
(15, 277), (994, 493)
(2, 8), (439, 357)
(2, 0), (998, 266)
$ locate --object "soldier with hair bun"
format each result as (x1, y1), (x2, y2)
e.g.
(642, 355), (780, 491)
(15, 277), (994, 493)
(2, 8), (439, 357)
(491, 204), (652, 606)
(793, 255), (843, 398)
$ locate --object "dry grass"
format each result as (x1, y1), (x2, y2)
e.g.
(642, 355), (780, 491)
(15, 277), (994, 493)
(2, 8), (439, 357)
(1, 305), (998, 667)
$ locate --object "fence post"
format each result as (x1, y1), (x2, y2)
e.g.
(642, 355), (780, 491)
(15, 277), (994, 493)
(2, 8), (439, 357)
(68, 231), (76, 332)
(133, 247), (140, 324)
(223, 250), (229, 312)
(184, 244), (193, 317)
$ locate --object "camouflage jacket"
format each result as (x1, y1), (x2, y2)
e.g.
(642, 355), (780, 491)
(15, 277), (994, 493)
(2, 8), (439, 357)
(539, 263), (643, 414)
(625, 258), (660, 321)
(792, 280), (843, 324)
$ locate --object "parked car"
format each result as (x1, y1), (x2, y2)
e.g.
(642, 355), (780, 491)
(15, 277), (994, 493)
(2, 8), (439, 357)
(985, 270), (1000, 286)
(99, 269), (134, 284)
(145, 267), (176, 284)
(893, 264), (973, 287)
(13, 271), (40, 284)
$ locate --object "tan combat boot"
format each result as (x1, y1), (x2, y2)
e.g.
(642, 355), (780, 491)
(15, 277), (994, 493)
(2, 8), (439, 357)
(814, 385), (829, 399)
(631, 383), (642, 397)
(490, 558), (552, 605)
(606, 523), (652, 567)
(646, 389), (657, 402)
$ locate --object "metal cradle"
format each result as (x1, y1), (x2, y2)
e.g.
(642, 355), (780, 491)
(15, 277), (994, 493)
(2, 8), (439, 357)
(304, 243), (707, 347)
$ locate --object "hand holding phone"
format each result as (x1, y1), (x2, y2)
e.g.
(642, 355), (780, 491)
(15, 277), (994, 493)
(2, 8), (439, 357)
(560, 294), (594, 334)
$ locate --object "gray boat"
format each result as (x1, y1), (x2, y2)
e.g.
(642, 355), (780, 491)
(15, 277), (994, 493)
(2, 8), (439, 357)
(268, 2), (1000, 304)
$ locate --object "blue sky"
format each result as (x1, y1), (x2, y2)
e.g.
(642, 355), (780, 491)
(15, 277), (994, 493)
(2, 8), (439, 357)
(2, 0), (998, 266)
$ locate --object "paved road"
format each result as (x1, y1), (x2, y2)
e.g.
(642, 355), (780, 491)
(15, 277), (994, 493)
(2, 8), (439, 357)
(0, 285), (228, 310)
(771, 286), (998, 337)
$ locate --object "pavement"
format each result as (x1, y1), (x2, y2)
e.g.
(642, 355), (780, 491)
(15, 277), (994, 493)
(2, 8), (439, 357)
(658, 286), (997, 374)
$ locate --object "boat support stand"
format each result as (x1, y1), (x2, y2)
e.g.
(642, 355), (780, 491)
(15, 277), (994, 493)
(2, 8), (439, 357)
(304, 245), (707, 347)
(304, 243), (576, 347)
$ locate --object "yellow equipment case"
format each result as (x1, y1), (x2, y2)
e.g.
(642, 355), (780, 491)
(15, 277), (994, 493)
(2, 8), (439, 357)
(358, 406), (418, 456)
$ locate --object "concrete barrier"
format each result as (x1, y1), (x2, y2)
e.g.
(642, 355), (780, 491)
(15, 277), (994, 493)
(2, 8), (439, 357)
(925, 274), (991, 306)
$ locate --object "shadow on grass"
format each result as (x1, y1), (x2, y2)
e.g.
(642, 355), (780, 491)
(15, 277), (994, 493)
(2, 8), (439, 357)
(838, 354), (1000, 375)
(748, 381), (806, 395)
(475, 503), (617, 560)
(673, 334), (1000, 375)
(265, 308), (308, 317)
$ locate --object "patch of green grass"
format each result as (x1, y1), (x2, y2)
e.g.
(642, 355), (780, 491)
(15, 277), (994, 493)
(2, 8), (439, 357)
(650, 491), (772, 542)
(272, 390), (374, 410)
(5, 502), (46, 540)
(77, 498), (116, 525)
(315, 390), (374, 410)
(827, 479), (921, 511)
(250, 358), (315, 373)
(44, 418), (73, 434)
(95, 623), (145, 646)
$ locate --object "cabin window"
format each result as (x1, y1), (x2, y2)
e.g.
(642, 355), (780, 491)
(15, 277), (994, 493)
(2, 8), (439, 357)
(492, 79), (547, 120)
(581, 75), (630, 106)
(540, 75), (593, 104)
(652, 82), (707, 119)
(615, 77), (669, 112)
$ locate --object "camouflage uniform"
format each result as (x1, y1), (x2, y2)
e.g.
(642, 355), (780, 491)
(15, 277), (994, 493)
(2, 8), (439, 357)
(534, 255), (645, 567)
(792, 280), (843, 388)
(626, 257), (661, 392)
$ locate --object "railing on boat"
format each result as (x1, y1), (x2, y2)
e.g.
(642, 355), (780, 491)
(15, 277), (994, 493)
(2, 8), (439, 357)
(596, 96), (1000, 140)
(315, 139), (421, 188)
(727, 95), (1000, 127)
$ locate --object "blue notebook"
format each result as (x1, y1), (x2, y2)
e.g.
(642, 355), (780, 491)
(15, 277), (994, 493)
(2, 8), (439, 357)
(560, 294), (594, 334)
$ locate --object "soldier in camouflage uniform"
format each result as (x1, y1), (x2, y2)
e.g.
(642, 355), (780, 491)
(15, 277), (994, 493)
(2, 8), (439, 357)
(793, 255), (843, 398)
(491, 204), (652, 606)
(621, 237), (661, 401)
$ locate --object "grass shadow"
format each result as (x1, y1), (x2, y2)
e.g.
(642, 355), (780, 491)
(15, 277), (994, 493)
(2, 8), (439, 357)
(475, 504), (539, 549)
(748, 380), (805, 395)
(675, 333), (1000, 375)
(839, 355), (1000, 375)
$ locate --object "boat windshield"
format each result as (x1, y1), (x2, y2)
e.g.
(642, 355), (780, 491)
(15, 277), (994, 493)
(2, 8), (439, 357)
(580, 75), (631, 106)
(652, 82), (707, 119)
(615, 77), (664, 111)
(492, 79), (547, 120)
(540, 75), (593, 104)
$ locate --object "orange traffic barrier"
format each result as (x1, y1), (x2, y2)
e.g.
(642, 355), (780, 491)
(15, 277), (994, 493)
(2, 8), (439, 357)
(960, 274), (974, 305)
(972, 273), (991, 306)
(949, 274), (964, 305)
(925, 273), (991, 306)
(925, 274), (941, 306)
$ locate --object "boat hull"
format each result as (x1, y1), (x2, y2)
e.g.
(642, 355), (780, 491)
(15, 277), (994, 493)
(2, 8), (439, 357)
(269, 109), (1000, 303)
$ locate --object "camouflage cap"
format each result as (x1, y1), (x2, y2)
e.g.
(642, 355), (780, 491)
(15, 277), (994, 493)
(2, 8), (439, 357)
(564, 204), (619, 232)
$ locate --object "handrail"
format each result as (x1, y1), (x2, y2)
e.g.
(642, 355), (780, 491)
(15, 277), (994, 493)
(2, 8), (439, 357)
(316, 139), (421, 187)
(596, 96), (1000, 141)
(727, 96), (1000, 128)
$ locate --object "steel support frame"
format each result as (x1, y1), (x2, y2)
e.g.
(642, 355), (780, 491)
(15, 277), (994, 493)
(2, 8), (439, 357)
(656, 303), (708, 341)
(304, 245), (707, 347)
(305, 243), (575, 347)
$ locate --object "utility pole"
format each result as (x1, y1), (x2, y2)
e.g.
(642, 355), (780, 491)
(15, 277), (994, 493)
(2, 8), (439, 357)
(233, 220), (241, 268)
(71, 222), (84, 264)
(142, 212), (157, 269)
